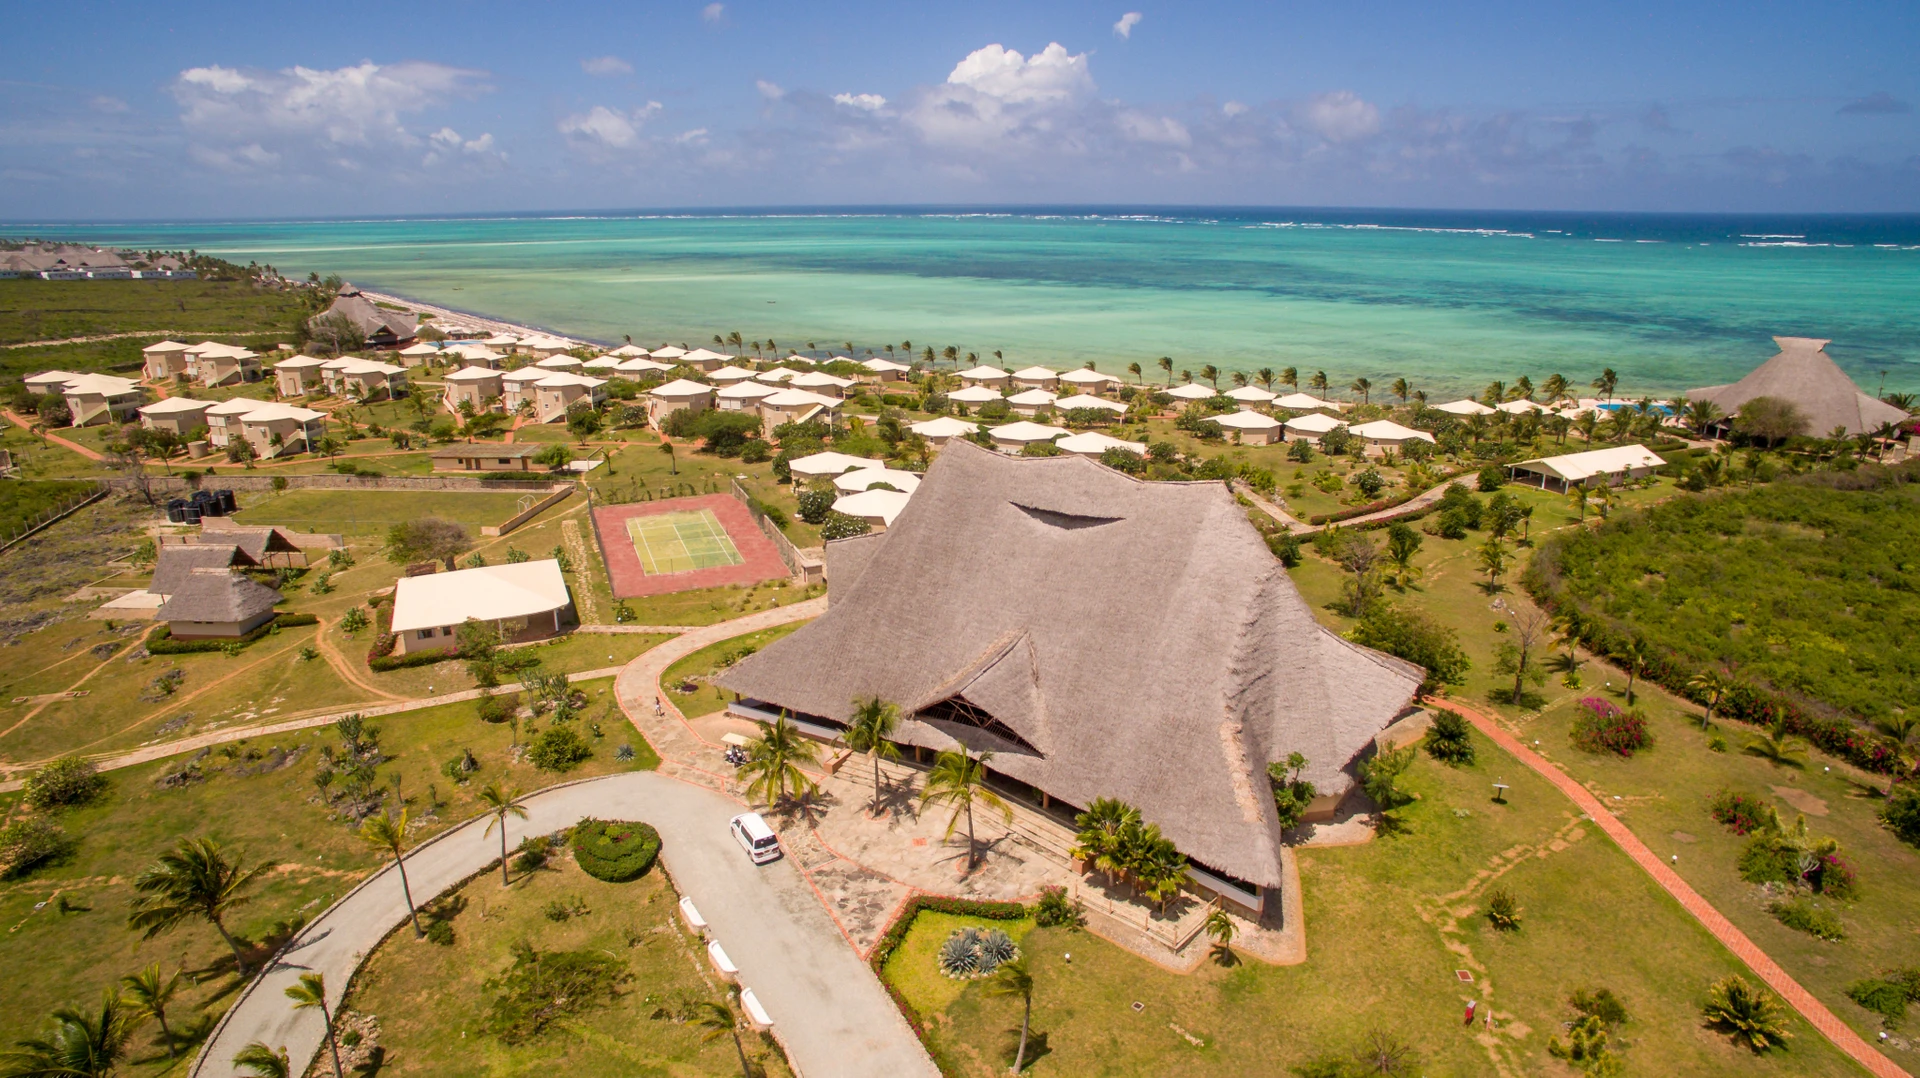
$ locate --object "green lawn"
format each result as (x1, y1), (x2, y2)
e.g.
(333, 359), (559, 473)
(0, 422), (116, 479)
(660, 622), (807, 719)
(0, 278), (307, 346)
(0, 478), (98, 539)
(232, 489), (555, 535)
(0, 676), (652, 1075)
(344, 850), (790, 1077)
(890, 729), (1863, 1077)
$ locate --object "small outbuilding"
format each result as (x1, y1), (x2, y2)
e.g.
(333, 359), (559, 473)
(137, 397), (214, 436)
(1509, 444), (1666, 491)
(430, 443), (544, 472)
(1346, 419), (1437, 453)
(389, 559), (575, 655)
(1207, 411), (1284, 445)
(156, 568), (281, 640)
(1281, 411), (1348, 443)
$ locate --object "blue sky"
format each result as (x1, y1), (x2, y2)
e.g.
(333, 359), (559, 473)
(4, 0), (1917, 218)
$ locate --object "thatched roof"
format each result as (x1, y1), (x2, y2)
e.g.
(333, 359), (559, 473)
(718, 442), (1422, 888)
(150, 544), (257, 597)
(313, 284), (419, 344)
(157, 569), (281, 625)
(1690, 337), (1909, 436)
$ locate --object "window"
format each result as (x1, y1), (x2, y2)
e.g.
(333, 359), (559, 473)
(416, 630), (433, 640)
(498, 458), (512, 465)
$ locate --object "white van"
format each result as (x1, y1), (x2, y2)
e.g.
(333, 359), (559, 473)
(730, 812), (782, 864)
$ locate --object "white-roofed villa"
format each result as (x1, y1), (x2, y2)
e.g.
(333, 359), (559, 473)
(442, 366), (505, 413)
(987, 420), (1069, 454)
(1282, 411), (1348, 443)
(1207, 411), (1284, 445)
(907, 416), (981, 447)
(1509, 445), (1666, 492)
(647, 379), (714, 429)
(388, 559), (575, 656)
(956, 365), (1011, 388)
(142, 340), (192, 381)
(1347, 419), (1437, 454)
(1006, 389), (1058, 417)
(1056, 430), (1146, 459)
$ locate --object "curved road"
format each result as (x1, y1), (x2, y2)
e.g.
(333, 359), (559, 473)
(190, 768), (937, 1078)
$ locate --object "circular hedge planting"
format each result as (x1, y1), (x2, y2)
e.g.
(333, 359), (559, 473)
(571, 818), (661, 882)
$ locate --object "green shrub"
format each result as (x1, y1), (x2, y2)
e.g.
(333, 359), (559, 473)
(424, 919), (455, 946)
(1032, 885), (1084, 928)
(1845, 969), (1920, 1022)
(821, 511), (871, 540)
(513, 834), (553, 872)
(1485, 887), (1522, 931)
(1709, 788), (1779, 836)
(526, 726), (592, 772)
(570, 819), (661, 882)
(0, 819), (71, 878)
(795, 488), (835, 524)
(483, 945), (630, 1043)
(1882, 785), (1920, 848)
(1768, 897), (1845, 941)
(1570, 986), (1630, 1027)
(1424, 709), (1476, 765)
(24, 757), (107, 809)
(1346, 604), (1471, 694)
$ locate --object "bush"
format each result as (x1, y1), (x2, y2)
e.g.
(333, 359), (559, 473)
(1702, 975), (1791, 1052)
(1346, 604), (1471, 694)
(483, 945), (630, 1043)
(1882, 785), (1920, 848)
(513, 835), (554, 872)
(1768, 897), (1846, 941)
(1709, 788), (1779, 836)
(740, 439), (771, 464)
(1354, 468), (1387, 498)
(441, 749), (480, 784)
(1032, 885), (1084, 928)
(144, 612), (319, 655)
(1571, 698), (1651, 757)
(0, 819), (71, 878)
(795, 488), (835, 525)
(570, 818), (661, 882)
(821, 511), (871, 540)
(1485, 887), (1522, 931)
(1845, 970), (1920, 1022)
(24, 757), (107, 809)
(424, 918), (455, 946)
(1424, 710), (1476, 765)
(1477, 464), (1507, 492)
(1570, 986), (1630, 1027)
(526, 726), (592, 772)
(937, 926), (1020, 979)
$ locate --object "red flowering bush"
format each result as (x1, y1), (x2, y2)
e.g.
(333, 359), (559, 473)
(1572, 698), (1652, 757)
(1710, 789), (1778, 836)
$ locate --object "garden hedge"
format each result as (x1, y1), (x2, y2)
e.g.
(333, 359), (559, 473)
(570, 818), (661, 882)
(144, 612), (318, 654)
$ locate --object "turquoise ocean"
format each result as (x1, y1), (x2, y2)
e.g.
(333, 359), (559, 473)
(21, 207), (1920, 397)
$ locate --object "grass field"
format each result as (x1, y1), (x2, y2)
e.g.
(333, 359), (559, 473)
(660, 623), (808, 720)
(0, 677), (652, 1075)
(231, 489), (549, 535)
(0, 278), (307, 345)
(628, 509), (745, 575)
(345, 851), (791, 1077)
(0, 478), (98, 539)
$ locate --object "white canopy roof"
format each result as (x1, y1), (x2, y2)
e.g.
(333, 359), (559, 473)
(649, 345), (688, 359)
(957, 365), (1010, 381)
(1513, 444), (1666, 482)
(582, 356), (622, 370)
(138, 397), (214, 416)
(535, 356), (583, 370)
(450, 345), (504, 362)
(1059, 368), (1121, 386)
(1054, 394), (1127, 413)
(862, 358), (911, 373)
(1435, 399), (1497, 416)
(533, 373), (606, 389)
(206, 398), (269, 417)
(779, 354), (815, 366)
(1283, 412), (1348, 434)
(833, 468), (923, 494)
(788, 450), (881, 477)
(681, 347), (729, 363)
(649, 378), (713, 400)
(1167, 383), (1217, 400)
(616, 357), (674, 374)
(399, 343), (440, 356)
(1006, 389), (1058, 406)
(274, 354), (327, 370)
(832, 488), (912, 527)
(707, 365), (758, 383)
(1011, 366), (1059, 380)
(908, 416), (981, 438)
(24, 370), (81, 390)
(754, 367), (804, 383)
(142, 340), (190, 354)
(390, 559), (571, 634)
(988, 421), (1069, 444)
(716, 381), (780, 401)
(60, 373), (141, 395)
(1347, 419), (1436, 444)
(1224, 385), (1277, 402)
(1271, 392), (1333, 410)
(1057, 430), (1146, 456)
(761, 388), (842, 410)
(238, 402), (326, 423)
(1496, 399), (1544, 414)
(1208, 411), (1283, 431)
(609, 344), (649, 357)
(444, 366), (503, 382)
(482, 333), (519, 346)
(948, 385), (1004, 403)
(790, 371), (855, 389)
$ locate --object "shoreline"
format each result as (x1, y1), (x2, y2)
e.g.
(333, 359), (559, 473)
(352, 286), (601, 349)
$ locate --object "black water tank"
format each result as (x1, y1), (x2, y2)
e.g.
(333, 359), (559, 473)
(166, 498), (187, 524)
(217, 489), (237, 513)
(180, 506), (202, 524)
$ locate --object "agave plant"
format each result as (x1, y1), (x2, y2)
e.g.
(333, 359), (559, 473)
(977, 929), (1018, 968)
(1702, 975), (1791, 1053)
(938, 930), (983, 978)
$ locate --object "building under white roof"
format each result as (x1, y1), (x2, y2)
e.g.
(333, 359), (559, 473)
(947, 385), (1004, 405)
(1435, 399), (1497, 417)
(1010, 366), (1060, 389)
(832, 488), (913, 529)
(650, 345), (688, 360)
(1347, 419), (1437, 448)
(616, 357), (674, 375)
(481, 333), (519, 347)
(648, 378), (713, 401)
(862, 358), (911, 376)
(1510, 445), (1666, 491)
(1006, 389), (1058, 415)
(1167, 383), (1218, 401)
(582, 356), (623, 370)
(389, 559), (573, 656)
(535, 356), (584, 370)
(833, 468), (923, 494)
(1053, 393), (1128, 414)
(987, 421), (1069, 452)
(788, 450), (882, 478)
(609, 344), (649, 357)
(1282, 411), (1348, 441)
(1058, 368), (1122, 389)
(907, 416), (981, 445)
(790, 371), (855, 393)
(1271, 392), (1334, 411)
(716, 381), (781, 409)
(1057, 430), (1147, 458)
(1224, 385), (1278, 406)
(1496, 399), (1544, 414)
(707, 365), (758, 385)
(777, 353), (814, 367)
(1207, 411), (1284, 444)
(956, 365), (1011, 386)
(754, 367), (804, 384)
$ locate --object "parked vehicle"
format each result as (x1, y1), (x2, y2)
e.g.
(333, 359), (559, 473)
(730, 812), (782, 864)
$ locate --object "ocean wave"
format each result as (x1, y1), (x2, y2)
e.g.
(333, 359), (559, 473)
(1740, 233), (1805, 239)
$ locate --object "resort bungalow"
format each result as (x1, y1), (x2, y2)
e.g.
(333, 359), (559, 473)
(678, 348), (731, 371)
(328, 359), (408, 401)
(787, 450), (880, 479)
(534, 355), (584, 371)
(1509, 445), (1665, 492)
(137, 397), (214, 437)
(789, 371), (855, 398)
(833, 468), (922, 495)
(448, 344), (505, 368)
(521, 337), (574, 359)
(755, 389), (841, 436)
(1006, 389), (1058, 417)
(907, 416), (981, 447)
(156, 569), (281, 640)
(1056, 430), (1146, 459)
(481, 333), (519, 350)
(1346, 419), (1437, 454)
(1282, 412), (1347, 443)
(861, 358), (911, 381)
(1053, 394), (1128, 417)
(429, 443), (544, 472)
(581, 356), (623, 373)
(647, 379), (715, 427)
(608, 344), (649, 358)
(946, 386), (1005, 411)
(1434, 399), (1497, 417)
(716, 381), (780, 412)
(1496, 400), (1544, 415)
(1166, 383), (1218, 404)
(149, 545), (259, 601)
(237, 403), (327, 458)
(717, 442), (1424, 916)
(1010, 366), (1061, 391)
(141, 341), (192, 381)
(501, 368), (550, 412)
(649, 345), (689, 365)
(831, 488), (911, 529)
(274, 355), (327, 397)
(442, 366), (505, 413)
(397, 343), (440, 367)
(1271, 392), (1335, 411)
(615, 357), (674, 378)
(58, 374), (144, 426)
(203, 398), (263, 447)
(1688, 335), (1911, 437)
(957, 365), (1012, 389)
(1058, 368), (1122, 394)
(753, 367), (805, 385)
(1207, 411), (1284, 445)
(987, 420), (1069, 454)
(1224, 385), (1278, 410)
(23, 370), (82, 394)
(194, 346), (262, 388)
(388, 559), (574, 655)
(531, 373), (607, 423)
(707, 365), (759, 386)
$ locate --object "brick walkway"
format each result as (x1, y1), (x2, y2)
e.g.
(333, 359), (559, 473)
(3, 409), (105, 460)
(1440, 698), (1910, 1078)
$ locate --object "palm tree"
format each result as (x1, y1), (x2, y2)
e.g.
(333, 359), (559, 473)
(1203, 907), (1236, 965)
(1071, 798), (1140, 885)
(1540, 373), (1569, 403)
(232, 1042), (291, 1078)
(1575, 411), (1601, 445)
(1591, 367), (1619, 402)
(1742, 718), (1809, 769)
(359, 809), (423, 938)
(1873, 714), (1919, 787)
(982, 958), (1035, 1073)
(1350, 377), (1372, 405)
(478, 783), (529, 887)
(843, 696), (902, 814)
(1614, 638), (1645, 704)
(1477, 537), (1509, 591)
(1231, 370), (1248, 388)
(1308, 370), (1329, 395)
(920, 749), (1012, 873)
(1126, 362), (1142, 382)
(742, 714), (820, 807)
(1510, 375), (1535, 401)
(127, 837), (276, 976)
(120, 964), (185, 1058)
(1200, 364), (1220, 389)
(1702, 975), (1791, 1053)
(0, 992), (138, 1078)
(1482, 380), (1506, 405)
(1687, 669), (1734, 729)
(1156, 356), (1173, 384)
(1279, 367), (1299, 391)
(691, 998), (752, 1078)
(1256, 368), (1276, 391)
(659, 439), (677, 475)
(285, 973), (344, 1078)
(1391, 377), (1410, 404)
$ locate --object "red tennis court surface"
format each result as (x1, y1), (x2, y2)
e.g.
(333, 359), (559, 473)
(593, 494), (790, 598)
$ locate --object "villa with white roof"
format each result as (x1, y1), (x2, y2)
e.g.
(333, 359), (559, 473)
(389, 559), (575, 655)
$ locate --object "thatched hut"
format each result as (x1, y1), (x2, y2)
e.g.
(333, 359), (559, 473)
(1689, 336), (1909, 437)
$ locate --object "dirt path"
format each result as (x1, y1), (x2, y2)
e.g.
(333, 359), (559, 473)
(1, 410), (105, 461)
(311, 613), (407, 701)
(1442, 697), (1911, 1078)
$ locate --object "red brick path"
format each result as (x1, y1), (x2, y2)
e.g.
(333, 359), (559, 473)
(592, 493), (789, 599)
(1438, 698), (1910, 1078)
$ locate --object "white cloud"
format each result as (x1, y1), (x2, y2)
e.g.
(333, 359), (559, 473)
(1113, 12), (1143, 39)
(1303, 90), (1380, 141)
(833, 92), (887, 112)
(581, 56), (632, 77)
(1118, 110), (1190, 146)
(756, 80), (785, 100)
(1222, 101), (1248, 117)
(702, 3), (725, 23)
(946, 43), (1091, 104)
(171, 60), (491, 174)
(90, 95), (131, 114)
(674, 128), (710, 144)
(558, 102), (662, 149)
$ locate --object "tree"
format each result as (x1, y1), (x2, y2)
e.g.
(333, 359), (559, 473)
(1156, 356), (1173, 384)
(982, 958), (1036, 1073)
(1384, 521), (1423, 587)
(0, 991), (138, 1078)
(1126, 362), (1142, 382)
(691, 998), (752, 1078)
(1347, 604), (1471, 694)
(1477, 536), (1510, 591)
(1685, 398), (1724, 435)
(1308, 370), (1329, 394)
(1200, 364), (1220, 389)
(1591, 368), (1618, 402)
(382, 517), (473, 571)
(478, 783), (529, 886)
(1493, 608), (1550, 705)
(127, 837), (276, 976)
(532, 443), (574, 471)
(231, 1042), (291, 1078)
(1688, 668), (1734, 729)
(843, 696), (901, 815)
(1350, 376), (1372, 404)
(1071, 798), (1141, 885)
(658, 439), (677, 475)
(1541, 373), (1569, 403)
(1203, 908), (1237, 965)
(285, 973), (344, 1078)
(1732, 396), (1809, 445)
(119, 964), (185, 1058)
(1568, 483), (1591, 520)
(1743, 718), (1809, 769)
(566, 405), (603, 443)
(742, 715), (820, 807)
(360, 809), (423, 938)
(1702, 975), (1791, 1053)
(1615, 638), (1645, 703)
(920, 749), (1012, 873)
(1874, 714), (1919, 787)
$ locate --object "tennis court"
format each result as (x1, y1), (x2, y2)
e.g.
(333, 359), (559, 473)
(627, 509), (746, 575)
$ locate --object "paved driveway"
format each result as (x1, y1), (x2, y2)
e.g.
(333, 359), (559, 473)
(191, 769), (937, 1078)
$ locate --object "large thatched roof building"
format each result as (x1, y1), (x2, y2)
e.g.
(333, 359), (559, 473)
(718, 441), (1422, 907)
(310, 283), (418, 346)
(1690, 336), (1909, 437)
